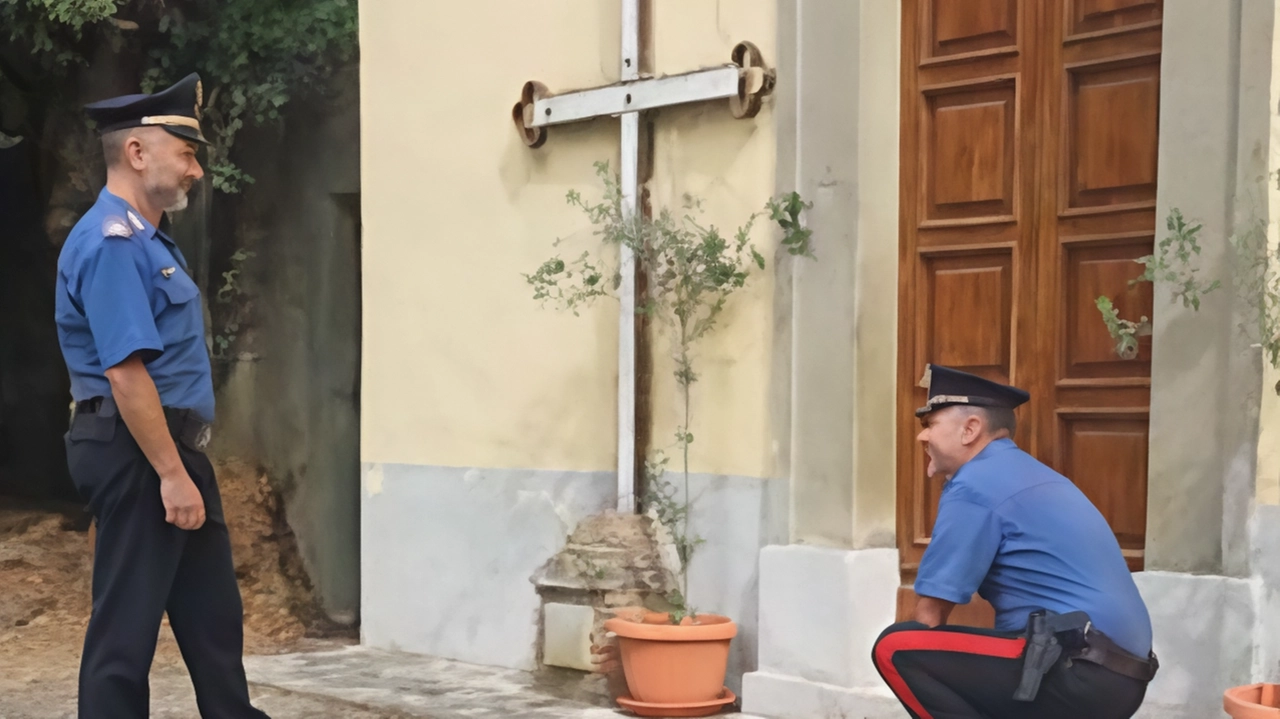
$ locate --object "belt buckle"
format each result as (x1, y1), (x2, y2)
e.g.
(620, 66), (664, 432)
(194, 424), (212, 451)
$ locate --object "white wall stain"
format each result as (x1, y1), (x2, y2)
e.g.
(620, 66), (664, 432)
(365, 463), (384, 497)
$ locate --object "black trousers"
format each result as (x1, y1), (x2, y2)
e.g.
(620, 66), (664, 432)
(873, 622), (1148, 719)
(65, 408), (269, 719)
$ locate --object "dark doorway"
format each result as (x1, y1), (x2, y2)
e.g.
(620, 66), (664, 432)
(0, 136), (76, 501)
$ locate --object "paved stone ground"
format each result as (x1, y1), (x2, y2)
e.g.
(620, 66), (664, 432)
(0, 638), (415, 719)
(242, 647), (1188, 719)
(244, 646), (766, 719)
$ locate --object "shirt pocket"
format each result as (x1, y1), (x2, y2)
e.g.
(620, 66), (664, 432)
(156, 270), (199, 306)
(152, 269), (202, 349)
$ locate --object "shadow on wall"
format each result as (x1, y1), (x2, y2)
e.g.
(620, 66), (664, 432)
(0, 138), (75, 501)
(210, 65), (362, 625)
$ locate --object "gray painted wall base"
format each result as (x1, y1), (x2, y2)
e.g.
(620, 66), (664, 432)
(361, 463), (784, 686)
(1135, 571), (1254, 715)
(361, 463), (613, 670)
(1251, 504), (1280, 683)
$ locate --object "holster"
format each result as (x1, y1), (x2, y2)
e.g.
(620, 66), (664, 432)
(1013, 609), (1091, 702)
(73, 395), (212, 452)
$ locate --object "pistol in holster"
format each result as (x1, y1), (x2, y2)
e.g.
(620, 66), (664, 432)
(1013, 609), (1090, 702)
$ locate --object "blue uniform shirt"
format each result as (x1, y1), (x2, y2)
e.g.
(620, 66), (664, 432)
(55, 188), (215, 422)
(915, 438), (1152, 657)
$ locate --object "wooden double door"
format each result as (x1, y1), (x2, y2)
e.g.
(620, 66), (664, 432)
(896, 0), (1164, 623)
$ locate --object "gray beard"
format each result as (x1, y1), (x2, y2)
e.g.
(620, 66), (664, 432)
(165, 192), (189, 213)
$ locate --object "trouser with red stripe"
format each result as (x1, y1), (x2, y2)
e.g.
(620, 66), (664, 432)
(872, 622), (1148, 719)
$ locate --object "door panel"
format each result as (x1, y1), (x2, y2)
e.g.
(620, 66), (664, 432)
(1066, 0), (1162, 38)
(923, 82), (1019, 224)
(1061, 60), (1161, 213)
(897, 0), (1161, 620)
(898, 0), (1043, 621)
(1038, 0), (1159, 572)
(925, 0), (1020, 61)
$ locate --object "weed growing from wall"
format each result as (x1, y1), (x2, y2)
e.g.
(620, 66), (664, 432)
(212, 248), (255, 360)
(1096, 209), (1221, 359)
(1098, 175), (1280, 380)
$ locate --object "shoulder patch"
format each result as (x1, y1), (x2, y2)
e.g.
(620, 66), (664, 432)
(102, 216), (133, 239)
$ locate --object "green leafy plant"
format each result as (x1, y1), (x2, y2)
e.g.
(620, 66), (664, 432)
(1229, 215), (1279, 367)
(1138, 209), (1222, 309)
(1094, 296), (1150, 361)
(0, 0), (358, 194)
(212, 248), (255, 359)
(0, 0), (123, 69)
(1, 1), (357, 373)
(527, 161), (814, 622)
(1096, 194), (1280, 389)
(139, 0), (358, 192)
(1097, 208), (1221, 359)
(641, 451), (702, 622)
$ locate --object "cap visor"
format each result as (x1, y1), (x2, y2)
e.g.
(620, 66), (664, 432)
(163, 125), (210, 146)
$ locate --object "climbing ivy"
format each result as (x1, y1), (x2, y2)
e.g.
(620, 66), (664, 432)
(139, 0), (358, 192)
(0, 0), (123, 69)
(0, 0), (358, 193)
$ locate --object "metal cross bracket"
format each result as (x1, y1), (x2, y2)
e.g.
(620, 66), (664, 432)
(510, 9), (776, 512)
(512, 41), (775, 148)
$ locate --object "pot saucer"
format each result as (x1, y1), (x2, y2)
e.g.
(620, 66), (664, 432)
(616, 687), (736, 717)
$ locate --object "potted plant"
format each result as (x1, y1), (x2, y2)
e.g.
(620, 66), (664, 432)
(526, 162), (812, 715)
(1225, 683), (1280, 718)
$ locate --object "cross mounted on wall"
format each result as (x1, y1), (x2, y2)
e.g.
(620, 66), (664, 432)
(510, 0), (776, 513)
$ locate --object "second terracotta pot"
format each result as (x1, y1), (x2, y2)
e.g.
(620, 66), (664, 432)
(1225, 683), (1280, 718)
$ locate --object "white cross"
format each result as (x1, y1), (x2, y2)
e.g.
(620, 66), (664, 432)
(513, 0), (775, 512)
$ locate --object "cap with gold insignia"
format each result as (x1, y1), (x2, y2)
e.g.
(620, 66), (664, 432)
(83, 73), (209, 146)
(915, 364), (1030, 418)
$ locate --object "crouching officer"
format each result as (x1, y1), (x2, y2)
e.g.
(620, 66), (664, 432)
(872, 365), (1158, 719)
(54, 74), (271, 718)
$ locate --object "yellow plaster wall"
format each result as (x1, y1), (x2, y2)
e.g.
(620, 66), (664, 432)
(646, 0), (780, 479)
(1257, 9), (1280, 506)
(360, 0), (781, 477)
(360, 1), (623, 470)
(852, 0), (902, 546)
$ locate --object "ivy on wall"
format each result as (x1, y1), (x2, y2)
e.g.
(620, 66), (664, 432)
(0, 0), (358, 193)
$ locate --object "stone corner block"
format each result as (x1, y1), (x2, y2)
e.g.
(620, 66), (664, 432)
(543, 602), (596, 672)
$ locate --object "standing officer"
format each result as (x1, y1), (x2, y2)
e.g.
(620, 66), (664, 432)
(873, 365), (1158, 719)
(54, 73), (271, 718)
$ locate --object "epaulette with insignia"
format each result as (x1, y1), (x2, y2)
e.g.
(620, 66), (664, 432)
(102, 216), (133, 239)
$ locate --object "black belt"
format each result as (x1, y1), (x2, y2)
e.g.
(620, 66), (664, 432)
(1073, 626), (1159, 683)
(75, 396), (212, 451)
(75, 397), (108, 414)
(1015, 610), (1157, 702)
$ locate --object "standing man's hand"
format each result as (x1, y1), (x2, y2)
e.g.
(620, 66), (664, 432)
(160, 471), (206, 530)
(106, 353), (206, 531)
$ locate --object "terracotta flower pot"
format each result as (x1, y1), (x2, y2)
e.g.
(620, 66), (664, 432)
(1225, 683), (1280, 718)
(603, 612), (737, 717)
